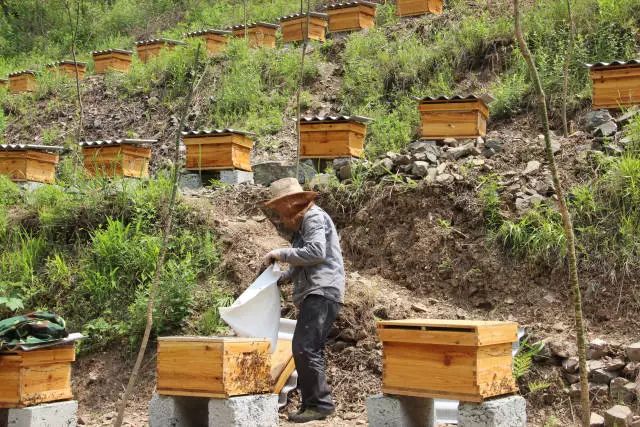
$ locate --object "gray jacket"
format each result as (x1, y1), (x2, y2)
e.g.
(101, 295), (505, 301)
(275, 205), (345, 308)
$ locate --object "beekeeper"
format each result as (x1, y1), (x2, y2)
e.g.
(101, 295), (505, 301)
(262, 177), (345, 424)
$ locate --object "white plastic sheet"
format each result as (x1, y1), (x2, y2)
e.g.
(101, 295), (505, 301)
(219, 265), (282, 353)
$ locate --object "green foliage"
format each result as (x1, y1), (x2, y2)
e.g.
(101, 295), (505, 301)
(0, 175), (21, 206)
(513, 338), (545, 379)
(478, 174), (502, 229)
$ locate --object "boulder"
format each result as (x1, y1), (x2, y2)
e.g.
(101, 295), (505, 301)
(590, 368), (617, 385)
(549, 340), (572, 359)
(563, 371), (580, 384)
(337, 163), (353, 181)
(253, 161), (316, 186)
(372, 158), (394, 176)
(563, 357), (579, 374)
(604, 357), (626, 372)
(407, 140), (438, 154)
(589, 338), (610, 359)
(523, 160), (541, 175)
(591, 412), (605, 427)
(610, 378), (637, 404)
(435, 173), (454, 184)
(626, 342), (640, 362)
(623, 362), (639, 380)
(411, 161), (430, 177)
(584, 110), (613, 132)
(570, 382), (608, 399)
(426, 167), (438, 183)
(593, 121), (618, 137)
(442, 137), (458, 146)
(604, 405), (632, 427)
(445, 142), (479, 160)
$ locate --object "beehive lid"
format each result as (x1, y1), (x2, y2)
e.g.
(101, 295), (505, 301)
(228, 21), (280, 31)
(378, 319), (518, 346)
(279, 12), (329, 22)
(158, 336), (269, 343)
(417, 94), (486, 105)
(79, 139), (157, 147)
(91, 48), (133, 56)
(8, 70), (36, 77)
(46, 60), (88, 68)
(185, 28), (232, 37)
(135, 38), (186, 47)
(326, 1), (378, 10)
(300, 114), (372, 124)
(182, 129), (255, 137)
(0, 144), (64, 153)
(586, 59), (640, 69)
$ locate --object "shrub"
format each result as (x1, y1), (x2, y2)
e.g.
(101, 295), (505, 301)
(0, 176), (21, 207)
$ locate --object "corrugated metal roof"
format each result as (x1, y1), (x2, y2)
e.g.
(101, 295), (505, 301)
(181, 129), (256, 137)
(228, 21), (279, 30)
(91, 48), (133, 56)
(135, 38), (186, 47)
(280, 12), (329, 22)
(185, 28), (232, 37)
(46, 60), (88, 68)
(0, 144), (65, 152)
(586, 59), (640, 68)
(79, 139), (157, 147)
(326, 1), (378, 10)
(300, 115), (372, 124)
(416, 94), (483, 103)
(8, 70), (36, 77)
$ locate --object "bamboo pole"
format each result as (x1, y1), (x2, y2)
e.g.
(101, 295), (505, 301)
(295, 0), (312, 180)
(561, 0), (575, 137)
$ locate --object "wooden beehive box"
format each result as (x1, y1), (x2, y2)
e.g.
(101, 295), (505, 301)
(230, 22), (279, 48)
(157, 337), (272, 398)
(92, 49), (133, 74)
(46, 60), (87, 80)
(0, 345), (75, 408)
(135, 38), (186, 63)
(0, 144), (63, 184)
(326, 1), (377, 33)
(182, 129), (254, 172)
(299, 115), (371, 159)
(280, 13), (329, 43)
(185, 29), (231, 56)
(80, 139), (155, 178)
(588, 60), (640, 109)
(8, 70), (37, 94)
(396, 0), (443, 16)
(418, 95), (489, 139)
(271, 339), (296, 394)
(378, 319), (519, 402)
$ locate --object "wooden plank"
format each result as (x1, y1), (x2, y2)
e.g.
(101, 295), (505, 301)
(378, 328), (478, 346)
(20, 364), (73, 406)
(420, 111), (483, 139)
(419, 100), (489, 118)
(396, 0), (443, 16)
(0, 357), (20, 406)
(18, 346), (75, 368)
(157, 389), (228, 399)
(274, 358), (296, 394)
(590, 67), (640, 80)
(382, 386), (485, 403)
(378, 319), (513, 328)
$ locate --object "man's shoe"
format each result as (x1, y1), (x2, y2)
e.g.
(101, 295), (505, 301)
(287, 408), (333, 423)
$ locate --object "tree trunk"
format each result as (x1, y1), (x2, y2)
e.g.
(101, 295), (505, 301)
(112, 45), (202, 427)
(513, 1), (590, 425)
(295, 0), (311, 179)
(561, 0), (575, 137)
(64, 0), (84, 142)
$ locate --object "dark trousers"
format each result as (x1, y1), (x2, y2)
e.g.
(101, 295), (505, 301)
(292, 294), (341, 413)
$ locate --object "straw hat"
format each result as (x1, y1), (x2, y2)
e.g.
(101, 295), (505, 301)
(263, 177), (317, 210)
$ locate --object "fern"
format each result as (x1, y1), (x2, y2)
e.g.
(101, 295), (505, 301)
(513, 338), (545, 379)
(528, 380), (551, 393)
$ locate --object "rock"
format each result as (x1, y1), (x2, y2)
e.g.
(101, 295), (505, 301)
(610, 377), (636, 404)
(411, 161), (430, 177)
(523, 160), (541, 175)
(570, 382), (608, 399)
(332, 341), (350, 352)
(147, 96), (160, 106)
(253, 161), (315, 186)
(590, 368), (617, 385)
(309, 173), (332, 189)
(623, 363), (639, 380)
(426, 152), (438, 163)
(411, 303), (428, 313)
(589, 338), (610, 359)
(604, 357), (626, 372)
(593, 121), (618, 137)
(551, 140), (562, 154)
(435, 173), (454, 184)
(626, 342), (640, 362)
(446, 142), (479, 160)
(616, 108), (639, 126)
(338, 164), (352, 180)
(584, 110), (613, 132)
(604, 405), (632, 427)
(442, 137), (458, 146)
(471, 158), (485, 167)
(384, 152), (400, 162)
(426, 167), (438, 183)
(436, 162), (449, 174)
(589, 360), (606, 371)
(515, 193), (544, 214)
(408, 140), (438, 154)
(564, 371), (580, 384)
(563, 357), (579, 374)
(393, 154), (412, 166)
(549, 340), (572, 359)
(332, 157), (352, 170)
(591, 412), (605, 427)
(373, 158), (394, 176)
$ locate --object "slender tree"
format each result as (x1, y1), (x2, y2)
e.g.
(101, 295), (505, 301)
(561, 0), (576, 137)
(112, 45), (202, 427)
(243, 0), (248, 38)
(295, 0), (312, 179)
(63, 0), (84, 142)
(513, 1), (590, 425)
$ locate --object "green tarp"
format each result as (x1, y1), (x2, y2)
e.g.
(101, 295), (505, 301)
(0, 312), (68, 351)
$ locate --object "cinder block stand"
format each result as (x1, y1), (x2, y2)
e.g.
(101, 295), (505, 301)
(149, 393), (278, 427)
(0, 400), (78, 427)
(458, 395), (527, 427)
(219, 170), (254, 185)
(366, 394), (435, 427)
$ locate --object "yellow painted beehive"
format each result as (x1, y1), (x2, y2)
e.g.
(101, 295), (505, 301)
(135, 38), (186, 63)
(378, 319), (519, 402)
(326, 1), (377, 33)
(46, 61), (87, 80)
(92, 49), (133, 74)
(280, 13), (329, 43)
(230, 22), (279, 48)
(185, 29), (232, 56)
(182, 129), (254, 172)
(0, 144), (63, 184)
(8, 70), (37, 94)
(396, 0), (443, 16)
(299, 115), (371, 159)
(588, 60), (640, 109)
(0, 345), (75, 408)
(80, 139), (155, 178)
(157, 337), (272, 398)
(418, 95), (489, 139)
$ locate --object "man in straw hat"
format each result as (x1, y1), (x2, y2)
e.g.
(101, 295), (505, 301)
(262, 177), (345, 423)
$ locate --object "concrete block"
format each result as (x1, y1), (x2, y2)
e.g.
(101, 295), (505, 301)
(219, 170), (254, 185)
(16, 181), (46, 192)
(366, 394), (435, 427)
(0, 400), (78, 427)
(458, 395), (526, 427)
(148, 393), (208, 427)
(208, 394), (278, 427)
(178, 173), (203, 190)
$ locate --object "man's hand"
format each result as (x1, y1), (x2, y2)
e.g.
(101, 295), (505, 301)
(262, 249), (283, 269)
